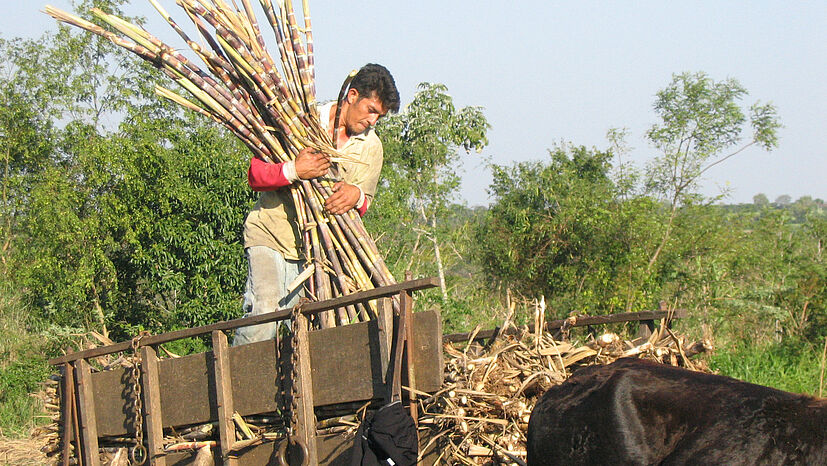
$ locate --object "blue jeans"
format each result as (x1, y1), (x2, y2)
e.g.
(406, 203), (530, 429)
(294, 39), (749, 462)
(233, 246), (303, 346)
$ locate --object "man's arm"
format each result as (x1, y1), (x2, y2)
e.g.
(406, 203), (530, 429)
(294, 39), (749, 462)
(247, 148), (330, 191)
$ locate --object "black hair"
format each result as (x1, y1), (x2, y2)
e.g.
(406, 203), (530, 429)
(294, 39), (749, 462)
(350, 63), (400, 114)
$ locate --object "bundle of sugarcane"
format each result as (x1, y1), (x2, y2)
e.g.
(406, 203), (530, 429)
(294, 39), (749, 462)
(44, 0), (395, 327)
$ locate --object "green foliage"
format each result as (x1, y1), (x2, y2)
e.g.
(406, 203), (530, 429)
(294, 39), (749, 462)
(640, 72), (782, 310)
(753, 193), (769, 206)
(707, 339), (824, 396)
(478, 143), (662, 314)
(0, 283), (52, 437)
(1, 10), (253, 341)
(379, 83), (489, 204)
(644, 71), (780, 204)
(371, 83), (489, 308)
(0, 358), (51, 437)
(10, 110), (253, 339)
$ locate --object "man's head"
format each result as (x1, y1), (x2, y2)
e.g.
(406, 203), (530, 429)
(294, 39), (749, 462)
(341, 63), (400, 136)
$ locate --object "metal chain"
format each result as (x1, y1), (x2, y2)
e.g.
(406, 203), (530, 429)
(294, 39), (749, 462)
(129, 331), (150, 465)
(277, 299), (310, 465)
(289, 301), (302, 437)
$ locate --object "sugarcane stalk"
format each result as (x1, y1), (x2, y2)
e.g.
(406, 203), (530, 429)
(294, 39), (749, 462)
(283, 0), (314, 107)
(307, 196), (361, 322)
(300, 0), (316, 105)
(259, 0), (305, 106)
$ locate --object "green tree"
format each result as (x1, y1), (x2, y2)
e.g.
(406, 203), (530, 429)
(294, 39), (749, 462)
(775, 194), (792, 206)
(2, 4), (254, 339)
(753, 193), (769, 207)
(644, 71), (780, 273)
(0, 65), (56, 267)
(478, 143), (663, 313)
(373, 83), (488, 299)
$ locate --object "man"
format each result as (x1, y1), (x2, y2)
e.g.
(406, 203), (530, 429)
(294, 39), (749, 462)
(233, 64), (400, 345)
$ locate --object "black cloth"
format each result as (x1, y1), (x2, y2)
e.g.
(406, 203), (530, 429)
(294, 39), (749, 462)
(351, 401), (418, 466)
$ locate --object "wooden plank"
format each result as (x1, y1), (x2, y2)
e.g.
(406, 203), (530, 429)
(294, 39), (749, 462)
(140, 346), (166, 466)
(60, 363), (77, 466)
(291, 313), (318, 464)
(411, 310), (443, 394)
(637, 320), (655, 339)
(375, 297), (393, 385)
(388, 303), (406, 403)
(308, 319), (384, 407)
(75, 359), (100, 466)
(401, 284), (418, 424)
(87, 311), (443, 436)
(91, 352), (214, 436)
(50, 278), (439, 365)
(158, 434), (443, 465)
(443, 309), (689, 343)
(212, 331), (238, 465)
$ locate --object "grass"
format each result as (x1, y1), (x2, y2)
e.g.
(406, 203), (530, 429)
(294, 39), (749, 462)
(0, 359), (51, 437)
(706, 338), (824, 396)
(0, 284), (53, 438)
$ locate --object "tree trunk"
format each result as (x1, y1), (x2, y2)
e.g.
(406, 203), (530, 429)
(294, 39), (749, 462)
(647, 200), (679, 272)
(418, 202), (448, 301)
(432, 233), (448, 301)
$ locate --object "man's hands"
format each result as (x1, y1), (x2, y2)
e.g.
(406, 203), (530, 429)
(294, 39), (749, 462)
(294, 148), (360, 214)
(295, 147), (330, 180)
(325, 181), (361, 215)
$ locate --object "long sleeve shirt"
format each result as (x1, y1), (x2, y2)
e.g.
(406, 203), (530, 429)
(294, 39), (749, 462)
(242, 101), (384, 260)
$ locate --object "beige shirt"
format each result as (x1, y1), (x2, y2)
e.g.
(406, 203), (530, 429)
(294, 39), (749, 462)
(243, 102), (384, 260)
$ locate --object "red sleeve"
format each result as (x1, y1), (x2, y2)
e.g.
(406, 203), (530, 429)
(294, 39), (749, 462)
(248, 156), (290, 191)
(356, 198), (369, 217)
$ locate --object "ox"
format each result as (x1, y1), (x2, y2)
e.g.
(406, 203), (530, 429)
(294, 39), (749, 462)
(527, 358), (826, 465)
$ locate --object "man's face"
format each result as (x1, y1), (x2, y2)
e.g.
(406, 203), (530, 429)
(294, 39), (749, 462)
(344, 89), (388, 136)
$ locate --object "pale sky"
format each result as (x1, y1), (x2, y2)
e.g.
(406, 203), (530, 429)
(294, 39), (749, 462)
(4, 1), (825, 205)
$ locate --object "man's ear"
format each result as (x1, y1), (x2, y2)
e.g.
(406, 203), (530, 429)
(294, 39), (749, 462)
(346, 87), (360, 104)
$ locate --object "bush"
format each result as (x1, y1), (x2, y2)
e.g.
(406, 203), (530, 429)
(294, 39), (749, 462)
(0, 284), (53, 437)
(0, 358), (51, 437)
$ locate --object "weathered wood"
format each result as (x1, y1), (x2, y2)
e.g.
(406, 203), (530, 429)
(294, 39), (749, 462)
(637, 320), (655, 339)
(375, 297), (393, 385)
(443, 309), (689, 343)
(411, 308), (443, 395)
(75, 359), (100, 466)
(88, 311), (443, 437)
(140, 345), (166, 466)
(401, 280), (418, 425)
(60, 362), (77, 466)
(157, 432), (443, 465)
(308, 319), (384, 407)
(55, 280), (444, 464)
(212, 331), (238, 465)
(291, 313), (318, 464)
(389, 300), (407, 403)
(49, 278), (439, 365)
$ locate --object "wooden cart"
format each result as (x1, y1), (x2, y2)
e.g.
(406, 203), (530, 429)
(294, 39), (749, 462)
(50, 278), (444, 465)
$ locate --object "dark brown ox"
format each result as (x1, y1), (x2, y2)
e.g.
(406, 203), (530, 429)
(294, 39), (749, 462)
(527, 358), (826, 465)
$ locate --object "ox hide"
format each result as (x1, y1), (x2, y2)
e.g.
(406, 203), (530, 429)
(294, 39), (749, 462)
(527, 358), (826, 465)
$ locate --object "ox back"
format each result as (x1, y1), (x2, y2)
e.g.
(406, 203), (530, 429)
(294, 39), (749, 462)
(527, 358), (826, 465)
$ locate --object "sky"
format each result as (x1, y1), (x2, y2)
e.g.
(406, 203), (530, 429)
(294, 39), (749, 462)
(3, 1), (825, 206)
